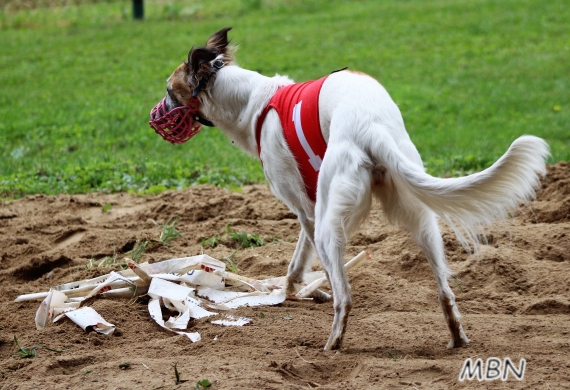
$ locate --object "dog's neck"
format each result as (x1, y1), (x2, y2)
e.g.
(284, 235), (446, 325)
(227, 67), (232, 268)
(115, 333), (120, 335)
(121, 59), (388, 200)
(199, 65), (293, 156)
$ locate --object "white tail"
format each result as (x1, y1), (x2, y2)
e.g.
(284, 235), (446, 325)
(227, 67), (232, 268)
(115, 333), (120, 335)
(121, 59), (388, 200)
(380, 135), (549, 251)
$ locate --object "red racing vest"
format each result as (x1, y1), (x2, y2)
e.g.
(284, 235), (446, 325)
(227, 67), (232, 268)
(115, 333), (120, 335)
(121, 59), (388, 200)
(256, 76), (329, 203)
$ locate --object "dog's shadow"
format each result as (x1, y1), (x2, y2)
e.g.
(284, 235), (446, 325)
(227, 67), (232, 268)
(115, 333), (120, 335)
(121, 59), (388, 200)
(341, 344), (462, 360)
(342, 346), (410, 358)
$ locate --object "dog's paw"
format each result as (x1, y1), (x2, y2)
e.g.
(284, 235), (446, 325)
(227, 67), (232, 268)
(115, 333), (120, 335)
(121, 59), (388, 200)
(323, 339), (342, 351)
(447, 335), (470, 349)
(323, 331), (344, 351)
(284, 277), (302, 295)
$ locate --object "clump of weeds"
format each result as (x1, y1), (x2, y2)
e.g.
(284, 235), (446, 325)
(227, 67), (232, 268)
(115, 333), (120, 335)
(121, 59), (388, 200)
(13, 335), (63, 358)
(201, 222), (265, 250)
(154, 216), (183, 245)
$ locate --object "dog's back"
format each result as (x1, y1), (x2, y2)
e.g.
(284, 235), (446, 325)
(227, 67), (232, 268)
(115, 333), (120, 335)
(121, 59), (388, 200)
(319, 70), (424, 168)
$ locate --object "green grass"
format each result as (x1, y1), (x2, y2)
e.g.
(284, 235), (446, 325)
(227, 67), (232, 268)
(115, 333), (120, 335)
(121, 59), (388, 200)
(201, 222), (265, 250)
(13, 335), (63, 358)
(0, 0), (568, 197)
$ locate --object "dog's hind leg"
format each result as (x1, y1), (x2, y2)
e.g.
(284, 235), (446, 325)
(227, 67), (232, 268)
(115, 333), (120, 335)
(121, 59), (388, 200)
(314, 146), (373, 351)
(385, 194), (470, 349)
(414, 210), (470, 348)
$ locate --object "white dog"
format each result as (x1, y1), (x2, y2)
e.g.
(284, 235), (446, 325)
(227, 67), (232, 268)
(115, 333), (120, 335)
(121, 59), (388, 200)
(150, 27), (549, 351)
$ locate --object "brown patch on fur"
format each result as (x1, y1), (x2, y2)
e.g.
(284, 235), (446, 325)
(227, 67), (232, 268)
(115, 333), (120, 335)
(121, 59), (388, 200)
(168, 64), (194, 106)
(347, 70), (370, 76)
(165, 27), (235, 105)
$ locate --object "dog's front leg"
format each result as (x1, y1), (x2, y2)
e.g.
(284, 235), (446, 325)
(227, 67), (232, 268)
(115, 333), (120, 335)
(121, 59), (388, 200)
(285, 227), (314, 295)
(313, 145), (374, 351)
(285, 221), (332, 302)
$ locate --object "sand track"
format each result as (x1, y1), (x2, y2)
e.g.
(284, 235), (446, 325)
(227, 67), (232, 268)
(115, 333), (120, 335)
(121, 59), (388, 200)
(1, 163), (569, 389)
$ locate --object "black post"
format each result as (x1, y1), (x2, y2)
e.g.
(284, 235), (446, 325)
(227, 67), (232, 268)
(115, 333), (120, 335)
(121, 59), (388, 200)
(133, 0), (144, 20)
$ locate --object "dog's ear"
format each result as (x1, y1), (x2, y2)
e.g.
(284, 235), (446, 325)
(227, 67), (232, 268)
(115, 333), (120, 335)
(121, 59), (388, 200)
(206, 27), (232, 54)
(187, 47), (218, 74)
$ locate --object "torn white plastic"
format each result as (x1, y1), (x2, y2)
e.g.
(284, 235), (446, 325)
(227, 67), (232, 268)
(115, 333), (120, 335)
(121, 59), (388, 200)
(148, 298), (201, 342)
(184, 296), (217, 319)
(84, 271), (137, 299)
(16, 272), (135, 302)
(179, 270), (224, 287)
(100, 286), (147, 299)
(148, 278), (217, 333)
(197, 287), (252, 304)
(125, 259), (152, 283)
(296, 251), (370, 299)
(196, 287), (286, 308)
(161, 296), (218, 330)
(21, 252), (370, 342)
(222, 272), (271, 292)
(15, 254), (224, 303)
(56, 306), (115, 335)
(165, 308), (191, 330)
(35, 289), (55, 330)
(224, 292), (286, 309)
(211, 315), (252, 327)
(343, 251), (370, 271)
(256, 269), (325, 290)
(150, 270), (223, 288)
(144, 254), (225, 276)
(35, 290), (80, 330)
(295, 277), (328, 299)
(148, 277), (193, 302)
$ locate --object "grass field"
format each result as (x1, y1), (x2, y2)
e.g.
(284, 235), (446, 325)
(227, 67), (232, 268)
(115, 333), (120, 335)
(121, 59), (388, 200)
(0, 0), (568, 197)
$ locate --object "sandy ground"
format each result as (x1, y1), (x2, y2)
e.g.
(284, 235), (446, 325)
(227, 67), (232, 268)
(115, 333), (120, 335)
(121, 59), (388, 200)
(0, 162), (569, 389)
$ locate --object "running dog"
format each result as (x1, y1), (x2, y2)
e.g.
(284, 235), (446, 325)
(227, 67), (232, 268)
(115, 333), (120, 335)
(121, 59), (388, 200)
(149, 27), (549, 351)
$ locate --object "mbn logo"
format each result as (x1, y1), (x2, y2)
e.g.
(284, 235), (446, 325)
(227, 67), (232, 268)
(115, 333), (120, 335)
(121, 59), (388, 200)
(459, 357), (526, 381)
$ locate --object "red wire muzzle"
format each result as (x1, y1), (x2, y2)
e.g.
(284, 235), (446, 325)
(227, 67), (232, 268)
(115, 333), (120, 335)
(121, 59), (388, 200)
(149, 97), (202, 144)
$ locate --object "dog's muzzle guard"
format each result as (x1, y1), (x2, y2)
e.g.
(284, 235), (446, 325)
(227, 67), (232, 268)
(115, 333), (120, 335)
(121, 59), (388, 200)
(149, 97), (205, 144)
(149, 59), (223, 144)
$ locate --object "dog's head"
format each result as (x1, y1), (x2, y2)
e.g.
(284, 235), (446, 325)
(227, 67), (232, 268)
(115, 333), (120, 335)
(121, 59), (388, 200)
(149, 27), (233, 144)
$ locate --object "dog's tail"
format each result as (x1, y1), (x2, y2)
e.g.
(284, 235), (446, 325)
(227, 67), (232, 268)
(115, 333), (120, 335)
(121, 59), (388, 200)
(378, 135), (549, 251)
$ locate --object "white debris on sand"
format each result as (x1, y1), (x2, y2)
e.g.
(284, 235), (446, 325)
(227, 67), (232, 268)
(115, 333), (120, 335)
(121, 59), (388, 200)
(16, 252), (369, 342)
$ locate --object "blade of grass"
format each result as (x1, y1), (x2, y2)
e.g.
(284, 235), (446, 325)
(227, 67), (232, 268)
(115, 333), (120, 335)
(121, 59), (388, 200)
(173, 363), (187, 385)
(157, 217), (183, 246)
(223, 250), (239, 273)
(130, 240), (150, 263)
(13, 335), (63, 358)
(453, 278), (465, 293)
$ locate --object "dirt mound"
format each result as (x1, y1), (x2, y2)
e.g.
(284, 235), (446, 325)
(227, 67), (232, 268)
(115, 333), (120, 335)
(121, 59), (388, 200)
(530, 161), (570, 223)
(1, 165), (569, 389)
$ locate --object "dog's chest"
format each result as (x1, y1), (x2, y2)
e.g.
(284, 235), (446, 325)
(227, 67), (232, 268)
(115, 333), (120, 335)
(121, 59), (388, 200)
(257, 76), (329, 202)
